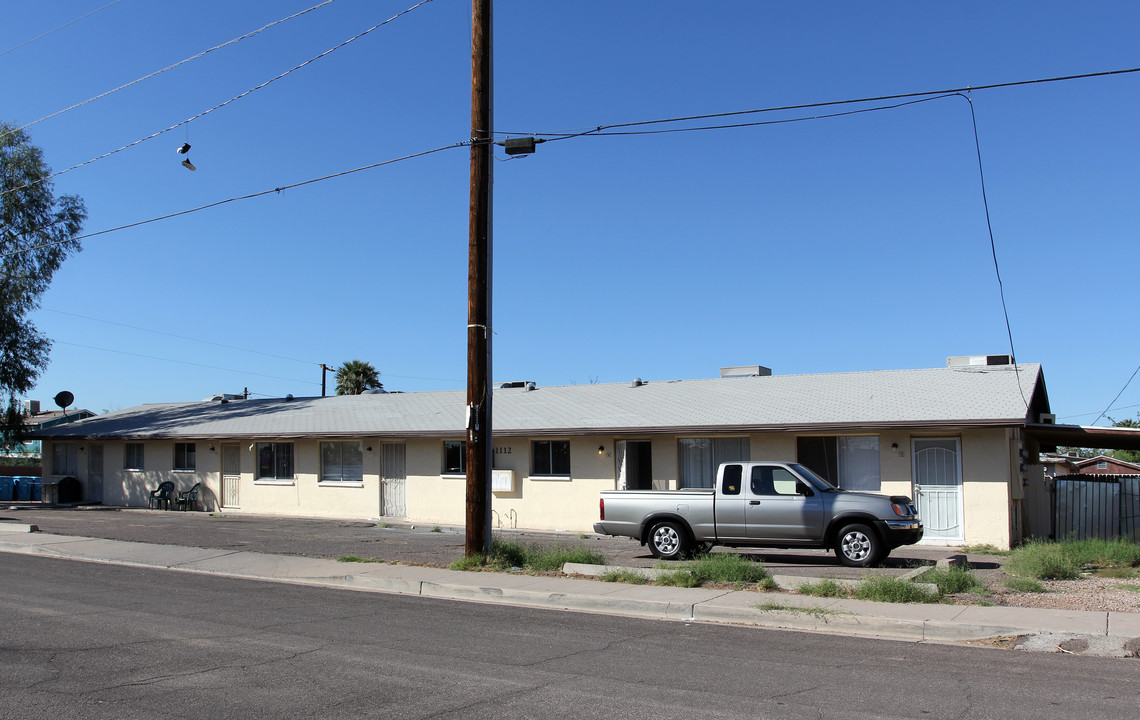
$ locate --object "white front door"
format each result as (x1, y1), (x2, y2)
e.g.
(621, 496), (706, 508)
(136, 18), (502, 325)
(912, 437), (964, 543)
(380, 443), (406, 517)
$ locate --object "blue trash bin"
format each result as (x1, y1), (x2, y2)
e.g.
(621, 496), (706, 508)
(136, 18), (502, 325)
(0, 476), (13, 502)
(14, 477), (30, 501)
(27, 477), (42, 502)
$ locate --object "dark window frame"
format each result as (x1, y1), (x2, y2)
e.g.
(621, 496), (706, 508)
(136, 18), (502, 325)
(442, 440), (466, 475)
(124, 443), (145, 471)
(320, 441), (363, 484)
(174, 442), (196, 471)
(256, 442), (294, 481)
(531, 440), (571, 476)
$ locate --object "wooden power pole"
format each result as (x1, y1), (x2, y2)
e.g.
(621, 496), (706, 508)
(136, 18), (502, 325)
(466, 0), (493, 556)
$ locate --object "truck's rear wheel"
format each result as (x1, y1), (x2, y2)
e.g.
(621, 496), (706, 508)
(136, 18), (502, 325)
(835, 523), (882, 567)
(648, 521), (689, 561)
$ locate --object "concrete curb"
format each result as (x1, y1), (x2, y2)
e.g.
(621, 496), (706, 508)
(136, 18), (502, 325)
(563, 562), (941, 596)
(0, 523), (38, 533)
(3, 534), (1137, 657)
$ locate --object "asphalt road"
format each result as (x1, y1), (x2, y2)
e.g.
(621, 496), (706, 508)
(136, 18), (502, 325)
(2, 506), (962, 579)
(2, 554), (1136, 720)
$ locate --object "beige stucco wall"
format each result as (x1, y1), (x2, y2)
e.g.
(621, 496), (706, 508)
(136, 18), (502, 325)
(958, 429), (1015, 549)
(44, 427), (1023, 548)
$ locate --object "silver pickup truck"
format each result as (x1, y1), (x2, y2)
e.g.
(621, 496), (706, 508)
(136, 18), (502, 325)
(594, 461), (923, 567)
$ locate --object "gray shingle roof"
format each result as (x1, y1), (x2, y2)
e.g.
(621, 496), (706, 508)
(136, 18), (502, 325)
(33, 364), (1044, 440)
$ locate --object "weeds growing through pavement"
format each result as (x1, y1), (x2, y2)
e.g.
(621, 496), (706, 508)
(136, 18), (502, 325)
(654, 553), (776, 589)
(449, 538), (607, 572)
(852, 576), (938, 603)
(796, 578), (848, 598)
(919, 566), (987, 595)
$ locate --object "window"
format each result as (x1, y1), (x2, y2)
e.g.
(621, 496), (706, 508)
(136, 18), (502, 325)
(721, 464), (742, 495)
(531, 440), (570, 476)
(750, 466), (805, 496)
(321, 442), (363, 483)
(124, 443), (145, 470)
(52, 443), (78, 475)
(174, 443), (196, 471)
(442, 440), (465, 475)
(796, 436), (880, 491)
(256, 442), (294, 481)
(678, 437), (750, 489)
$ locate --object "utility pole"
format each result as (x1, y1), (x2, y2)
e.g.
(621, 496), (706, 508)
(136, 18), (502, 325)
(466, 0), (493, 557)
(320, 364), (333, 397)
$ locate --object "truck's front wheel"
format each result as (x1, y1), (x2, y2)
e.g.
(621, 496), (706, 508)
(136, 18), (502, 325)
(835, 523), (883, 567)
(648, 521), (690, 561)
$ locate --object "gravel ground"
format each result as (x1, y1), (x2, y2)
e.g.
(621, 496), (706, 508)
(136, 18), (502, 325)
(983, 576), (1140, 613)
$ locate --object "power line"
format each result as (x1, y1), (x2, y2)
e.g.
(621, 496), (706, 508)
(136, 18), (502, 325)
(0, 0), (124, 59)
(1, 142), (467, 260)
(958, 92), (1027, 409)
(1059, 402), (1140, 422)
(42, 308), (318, 366)
(535, 93), (959, 139)
(509, 66), (1140, 141)
(1092, 364), (1140, 426)
(55, 341), (318, 387)
(1, 0), (437, 197)
(1, 0), (338, 138)
(44, 308), (462, 385)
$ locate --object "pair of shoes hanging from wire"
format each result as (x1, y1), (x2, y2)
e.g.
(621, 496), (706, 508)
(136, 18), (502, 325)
(177, 142), (196, 171)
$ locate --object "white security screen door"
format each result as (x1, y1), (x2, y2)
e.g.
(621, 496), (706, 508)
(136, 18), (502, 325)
(221, 444), (241, 508)
(912, 437), (964, 543)
(380, 443), (406, 517)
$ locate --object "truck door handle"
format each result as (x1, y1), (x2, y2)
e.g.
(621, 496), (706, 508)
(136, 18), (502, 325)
(749, 500), (761, 505)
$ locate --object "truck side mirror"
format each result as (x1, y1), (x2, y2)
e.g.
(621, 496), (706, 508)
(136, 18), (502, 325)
(797, 482), (814, 497)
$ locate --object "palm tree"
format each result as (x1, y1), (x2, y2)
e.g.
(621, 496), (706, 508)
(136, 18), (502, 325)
(334, 360), (383, 395)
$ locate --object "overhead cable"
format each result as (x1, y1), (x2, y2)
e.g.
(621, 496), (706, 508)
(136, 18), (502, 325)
(0, 0), (339, 139)
(1, 142), (467, 260)
(515, 66), (1140, 141)
(1092, 364), (1140, 426)
(1, 0), (437, 197)
(44, 307), (319, 366)
(56, 341), (318, 386)
(0, 0), (124, 59)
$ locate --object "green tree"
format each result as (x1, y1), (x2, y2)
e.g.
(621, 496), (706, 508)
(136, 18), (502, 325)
(334, 359), (382, 395)
(1, 122), (86, 444)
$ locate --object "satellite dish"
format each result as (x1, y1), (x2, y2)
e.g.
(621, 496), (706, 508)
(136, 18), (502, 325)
(54, 391), (74, 409)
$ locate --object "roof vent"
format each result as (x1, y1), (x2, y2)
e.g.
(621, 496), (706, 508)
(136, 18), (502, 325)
(631, 377), (644, 387)
(285, 394), (294, 402)
(720, 365), (772, 378)
(525, 382), (536, 391)
(363, 388), (387, 394)
(499, 381), (534, 389)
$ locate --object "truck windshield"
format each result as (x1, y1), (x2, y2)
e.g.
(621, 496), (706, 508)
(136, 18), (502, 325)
(790, 463), (838, 492)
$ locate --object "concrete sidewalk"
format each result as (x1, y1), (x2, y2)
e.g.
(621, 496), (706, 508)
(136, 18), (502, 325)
(1, 522), (1138, 658)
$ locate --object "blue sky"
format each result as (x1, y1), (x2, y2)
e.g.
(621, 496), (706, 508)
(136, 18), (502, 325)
(4, 1), (1138, 426)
